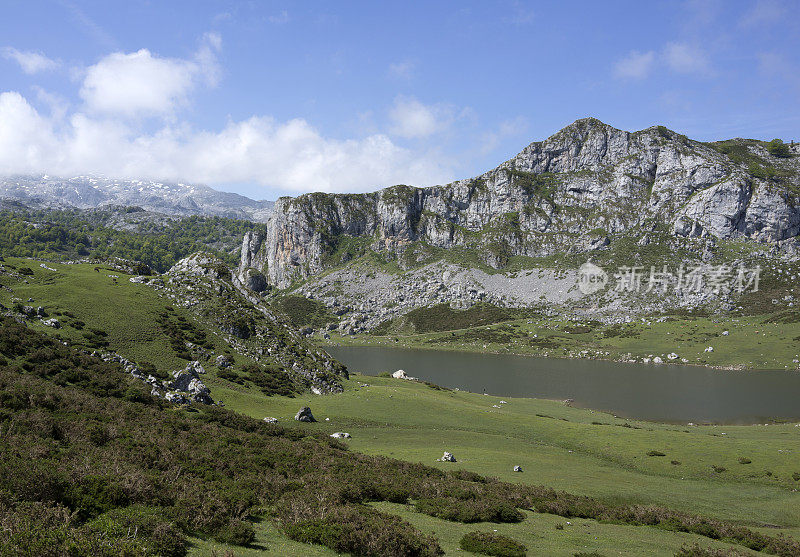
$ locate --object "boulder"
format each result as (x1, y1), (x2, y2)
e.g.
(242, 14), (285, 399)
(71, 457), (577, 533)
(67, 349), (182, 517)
(330, 432), (351, 439)
(513, 465), (523, 472)
(41, 318), (61, 329)
(439, 451), (456, 462)
(295, 406), (316, 422)
(215, 355), (232, 369)
(263, 417), (278, 424)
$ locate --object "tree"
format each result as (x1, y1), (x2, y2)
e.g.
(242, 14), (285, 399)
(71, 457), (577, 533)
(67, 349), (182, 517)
(767, 138), (792, 158)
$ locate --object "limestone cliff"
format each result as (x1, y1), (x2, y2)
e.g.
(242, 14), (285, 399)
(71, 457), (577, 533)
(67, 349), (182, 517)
(240, 118), (800, 288)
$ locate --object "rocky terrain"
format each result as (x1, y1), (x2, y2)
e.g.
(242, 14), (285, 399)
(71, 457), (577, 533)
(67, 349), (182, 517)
(0, 174), (274, 221)
(146, 252), (347, 392)
(239, 119), (800, 331)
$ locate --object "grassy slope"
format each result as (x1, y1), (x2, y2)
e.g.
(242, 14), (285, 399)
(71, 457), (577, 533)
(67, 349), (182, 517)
(3, 258), (800, 556)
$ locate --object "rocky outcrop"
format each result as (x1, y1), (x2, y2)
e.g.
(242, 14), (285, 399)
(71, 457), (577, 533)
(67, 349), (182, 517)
(239, 119), (800, 288)
(149, 252), (348, 394)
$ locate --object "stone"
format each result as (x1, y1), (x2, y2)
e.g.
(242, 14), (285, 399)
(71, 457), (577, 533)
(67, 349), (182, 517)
(704, 346), (714, 352)
(667, 352), (678, 360)
(440, 452), (456, 462)
(41, 318), (61, 329)
(330, 432), (351, 439)
(513, 465), (523, 472)
(392, 369), (408, 379)
(215, 355), (232, 368)
(294, 406), (316, 422)
(653, 356), (664, 364)
(263, 417), (278, 424)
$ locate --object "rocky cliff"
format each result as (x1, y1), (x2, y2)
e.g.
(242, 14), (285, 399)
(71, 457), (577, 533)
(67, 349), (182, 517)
(240, 118), (800, 288)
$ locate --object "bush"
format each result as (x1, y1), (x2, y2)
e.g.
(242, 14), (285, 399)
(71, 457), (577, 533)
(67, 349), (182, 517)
(647, 450), (666, 457)
(213, 519), (256, 546)
(737, 457), (751, 465)
(767, 138), (792, 158)
(459, 531), (527, 557)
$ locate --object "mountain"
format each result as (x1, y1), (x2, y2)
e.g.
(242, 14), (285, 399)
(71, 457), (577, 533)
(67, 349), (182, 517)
(0, 174), (274, 222)
(240, 118), (800, 288)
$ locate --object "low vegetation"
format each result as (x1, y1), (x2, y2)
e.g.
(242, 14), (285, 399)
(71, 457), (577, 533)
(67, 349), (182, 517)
(459, 531), (527, 556)
(2, 319), (799, 555)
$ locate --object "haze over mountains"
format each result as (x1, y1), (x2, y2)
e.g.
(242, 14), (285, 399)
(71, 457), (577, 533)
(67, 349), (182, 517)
(0, 174), (274, 222)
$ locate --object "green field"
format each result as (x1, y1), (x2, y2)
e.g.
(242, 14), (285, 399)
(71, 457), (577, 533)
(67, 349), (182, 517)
(3, 257), (800, 556)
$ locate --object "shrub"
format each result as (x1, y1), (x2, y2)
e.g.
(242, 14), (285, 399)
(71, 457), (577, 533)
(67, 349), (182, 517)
(671, 460), (682, 466)
(647, 450), (666, 457)
(792, 472), (800, 481)
(459, 531), (527, 557)
(711, 465), (727, 473)
(767, 138), (792, 158)
(737, 457), (751, 465)
(213, 519), (256, 546)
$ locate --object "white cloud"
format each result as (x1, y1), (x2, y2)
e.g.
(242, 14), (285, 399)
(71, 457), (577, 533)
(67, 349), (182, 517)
(740, 0), (785, 27)
(479, 116), (528, 155)
(79, 34), (221, 117)
(2, 47), (59, 74)
(0, 91), (453, 193)
(663, 42), (711, 75)
(388, 96), (456, 139)
(614, 50), (655, 80)
(388, 60), (415, 80)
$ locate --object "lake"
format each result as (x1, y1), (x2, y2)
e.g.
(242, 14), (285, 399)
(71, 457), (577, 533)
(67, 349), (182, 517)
(326, 346), (800, 424)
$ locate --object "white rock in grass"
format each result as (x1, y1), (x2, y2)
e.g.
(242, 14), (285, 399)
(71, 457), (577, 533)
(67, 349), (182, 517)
(440, 452), (456, 462)
(330, 432), (351, 439)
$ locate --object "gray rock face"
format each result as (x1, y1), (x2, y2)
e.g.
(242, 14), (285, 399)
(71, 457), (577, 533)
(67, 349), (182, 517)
(239, 119), (800, 288)
(294, 406), (316, 422)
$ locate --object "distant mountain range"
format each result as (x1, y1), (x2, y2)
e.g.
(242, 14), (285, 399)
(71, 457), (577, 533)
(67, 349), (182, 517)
(0, 175), (273, 222)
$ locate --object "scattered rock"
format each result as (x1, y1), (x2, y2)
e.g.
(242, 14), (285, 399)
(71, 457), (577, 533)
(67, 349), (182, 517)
(653, 356), (664, 364)
(439, 451), (456, 462)
(295, 406), (316, 422)
(667, 352), (678, 360)
(513, 465), (523, 472)
(215, 354), (232, 369)
(263, 417), (278, 424)
(330, 432), (351, 439)
(704, 346), (714, 352)
(41, 318), (61, 329)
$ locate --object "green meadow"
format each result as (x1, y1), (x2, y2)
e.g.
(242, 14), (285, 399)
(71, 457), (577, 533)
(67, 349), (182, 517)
(2, 258), (800, 556)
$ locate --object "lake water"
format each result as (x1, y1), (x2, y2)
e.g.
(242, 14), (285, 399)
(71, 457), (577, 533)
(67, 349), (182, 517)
(326, 346), (800, 424)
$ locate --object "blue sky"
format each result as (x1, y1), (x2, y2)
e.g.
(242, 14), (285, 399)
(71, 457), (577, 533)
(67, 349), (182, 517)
(1, 0), (798, 199)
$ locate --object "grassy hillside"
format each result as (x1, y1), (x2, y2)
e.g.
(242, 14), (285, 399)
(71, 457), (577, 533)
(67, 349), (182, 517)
(3, 257), (800, 556)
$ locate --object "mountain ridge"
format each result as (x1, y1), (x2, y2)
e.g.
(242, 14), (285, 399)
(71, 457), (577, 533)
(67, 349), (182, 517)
(239, 118), (800, 288)
(0, 174), (274, 222)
